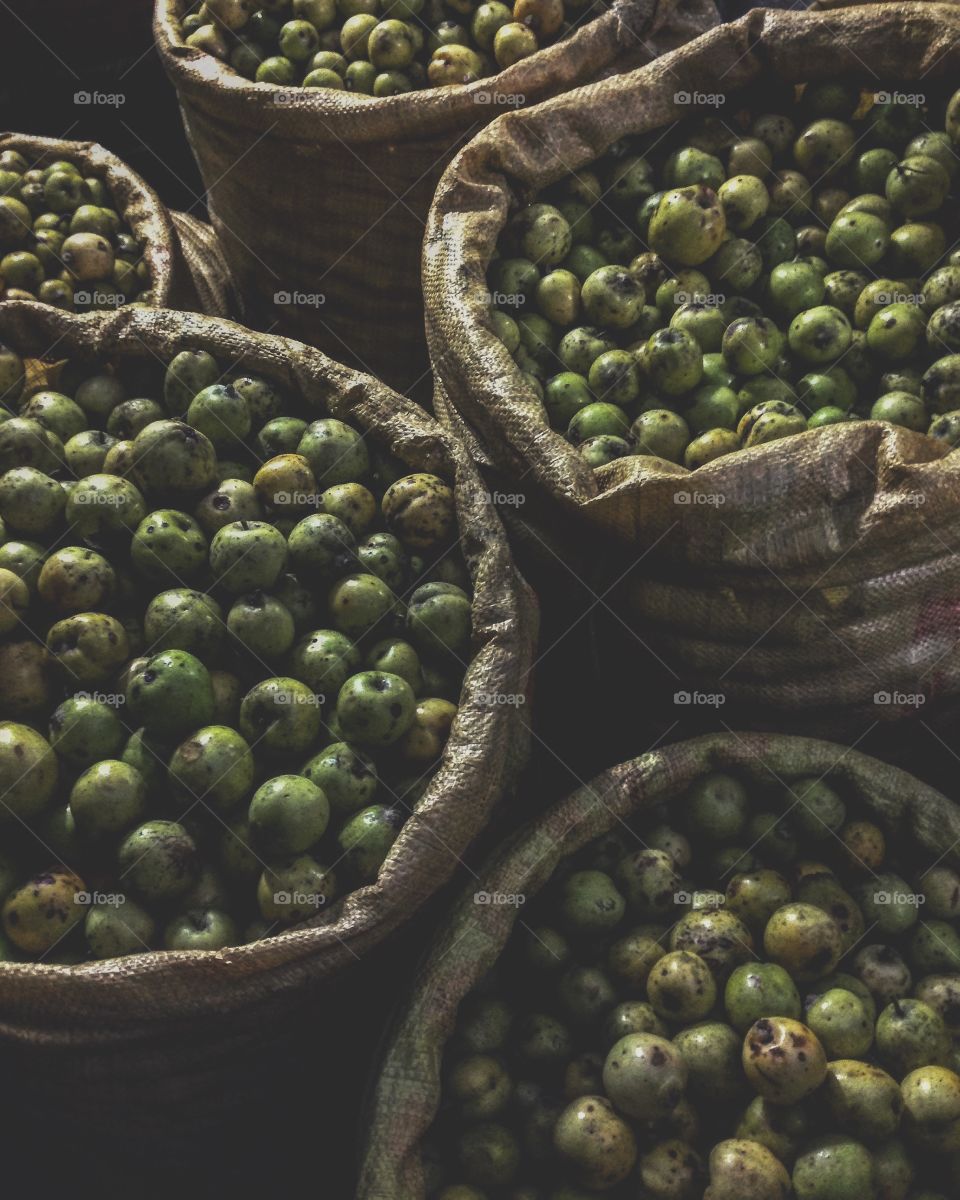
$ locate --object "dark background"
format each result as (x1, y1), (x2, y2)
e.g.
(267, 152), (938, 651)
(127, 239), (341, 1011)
(2, 1), (956, 1196)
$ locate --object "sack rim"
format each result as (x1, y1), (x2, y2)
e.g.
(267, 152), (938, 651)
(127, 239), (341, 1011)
(0, 300), (537, 1027)
(152, 0), (664, 142)
(0, 131), (179, 310)
(422, 2), (960, 530)
(358, 728), (960, 1198)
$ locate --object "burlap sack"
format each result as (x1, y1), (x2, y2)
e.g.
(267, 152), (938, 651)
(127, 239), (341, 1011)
(0, 132), (234, 317)
(170, 208), (243, 317)
(813, 0), (957, 8)
(424, 3), (960, 728)
(0, 300), (537, 1142)
(153, 0), (719, 395)
(360, 729), (960, 1199)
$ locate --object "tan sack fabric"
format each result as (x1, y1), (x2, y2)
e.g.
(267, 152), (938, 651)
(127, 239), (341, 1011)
(812, 0), (959, 9)
(153, 0), (719, 394)
(0, 299), (537, 1141)
(360, 729), (960, 1199)
(423, 3), (960, 726)
(170, 208), (242, 317)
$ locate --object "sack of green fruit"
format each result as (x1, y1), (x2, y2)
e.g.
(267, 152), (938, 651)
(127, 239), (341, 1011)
(0, 132), (232, 317)
(424, 2), (960, 730)
(361, 730), (960, 1199)
(153, 0), (718, 395)
(0, 299), (535, 1137)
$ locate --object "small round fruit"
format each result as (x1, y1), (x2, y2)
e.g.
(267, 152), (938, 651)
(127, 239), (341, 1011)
(764, 903), (842, 980)
(249, 774), (329, 857)
(706, 1138), (791, 1200)
(552, 1094), (639, 1187)
(2, 867), (87, 955)
(742, 1017), (827, 1105)
(647, 950), (717, 1022)
(602, 1032), (688, 1121)
(117, 821), (199, 903)
(382, 473), (455, 550)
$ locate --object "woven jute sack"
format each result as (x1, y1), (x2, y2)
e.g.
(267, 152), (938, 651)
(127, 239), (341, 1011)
(153, 0), (718, 395)
(0, 132), (233, 317)
(360, 729), (960, 1199)
(424, 3), (960, 729)
(0, 300), (537, 1142)
(812, 0), (957, 9)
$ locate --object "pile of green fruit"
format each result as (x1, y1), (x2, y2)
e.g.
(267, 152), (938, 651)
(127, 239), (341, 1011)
(0, 151), (147, 311)
(0, 340), (471, 961)
(427, 770), (960, 1198)
(178, 0), (606, 95)
(488, 82), (960, 471)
